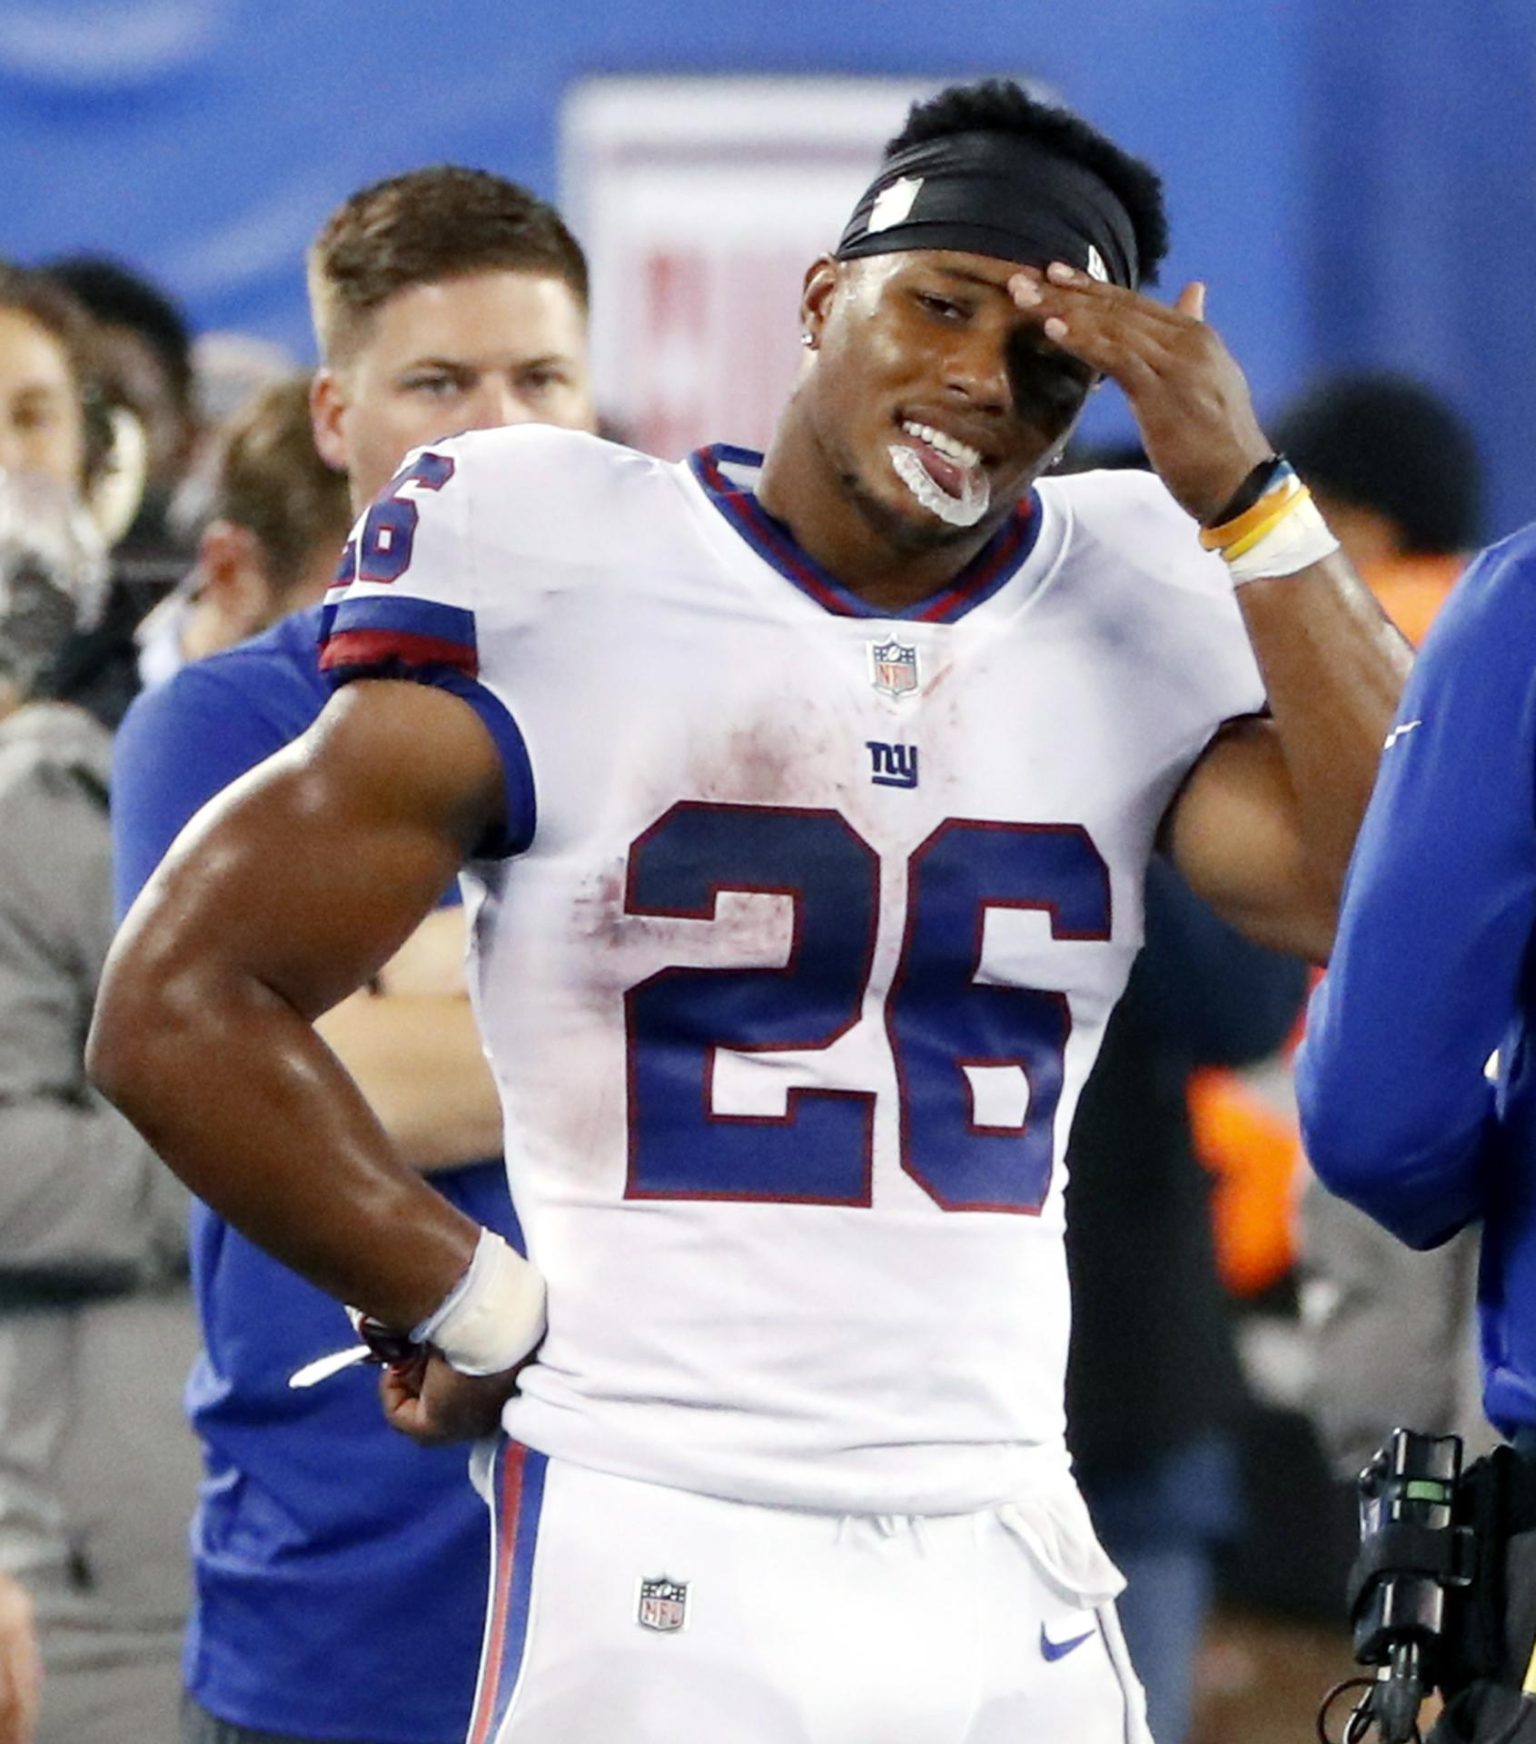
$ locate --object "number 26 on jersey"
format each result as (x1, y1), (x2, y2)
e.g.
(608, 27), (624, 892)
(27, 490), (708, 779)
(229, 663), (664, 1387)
(623, 801), (1111, 1216)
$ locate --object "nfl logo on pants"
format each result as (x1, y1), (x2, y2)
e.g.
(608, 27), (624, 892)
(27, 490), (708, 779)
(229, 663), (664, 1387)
(637, 1576), (688, 1633)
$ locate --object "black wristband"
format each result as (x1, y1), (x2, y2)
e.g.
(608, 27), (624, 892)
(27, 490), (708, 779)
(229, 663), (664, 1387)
(355, 1315), (422, 1366)
(1203, 454), (1286, 529)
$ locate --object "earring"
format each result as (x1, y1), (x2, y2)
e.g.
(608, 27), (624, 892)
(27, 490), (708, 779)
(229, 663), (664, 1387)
(800, 331), (815, 348)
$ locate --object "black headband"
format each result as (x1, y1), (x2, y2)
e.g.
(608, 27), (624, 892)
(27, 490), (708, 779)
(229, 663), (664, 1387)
(835, 130), (1140, 290)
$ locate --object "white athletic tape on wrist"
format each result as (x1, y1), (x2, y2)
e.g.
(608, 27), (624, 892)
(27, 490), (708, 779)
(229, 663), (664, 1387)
(410, 1229), (547, 1377)
(1225, 494), (1340, 586)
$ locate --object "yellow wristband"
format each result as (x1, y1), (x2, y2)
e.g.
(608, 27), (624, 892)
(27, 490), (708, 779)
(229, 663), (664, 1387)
(1199, 462), (1304, 552)
(1222, 485), (1315, 562)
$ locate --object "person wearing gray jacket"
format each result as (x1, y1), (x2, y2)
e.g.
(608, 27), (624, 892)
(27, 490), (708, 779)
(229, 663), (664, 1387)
(0, 687), (196, 1743)
(0, 268), (198, 1744)
(0, 695), (184, 1297)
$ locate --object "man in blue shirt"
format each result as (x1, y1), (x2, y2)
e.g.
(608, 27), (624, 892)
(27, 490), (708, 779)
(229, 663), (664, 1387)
(1297, 523), (1536, 1740)
(111, 165), (598, 1744)
(1298, 525), (1536, 1437)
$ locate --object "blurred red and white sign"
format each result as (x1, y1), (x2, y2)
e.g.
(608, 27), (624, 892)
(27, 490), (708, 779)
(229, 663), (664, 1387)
(561, 76), (952, 459)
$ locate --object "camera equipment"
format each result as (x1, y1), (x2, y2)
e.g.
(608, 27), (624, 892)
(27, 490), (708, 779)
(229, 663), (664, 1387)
(1319, 1429), (1475, 1744)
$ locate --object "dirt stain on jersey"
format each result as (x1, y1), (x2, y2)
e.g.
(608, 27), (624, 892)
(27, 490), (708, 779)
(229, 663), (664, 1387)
(688, 712), (853, 810)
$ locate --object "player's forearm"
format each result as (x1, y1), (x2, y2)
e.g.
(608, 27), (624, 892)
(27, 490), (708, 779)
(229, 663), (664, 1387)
(88, 956), (480, 1328)
(315, 991), (503, 1171)
(1236, 551), (1410, 911)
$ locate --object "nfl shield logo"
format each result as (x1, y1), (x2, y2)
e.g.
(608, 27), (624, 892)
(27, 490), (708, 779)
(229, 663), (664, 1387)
(869, 638), (920, 698)
(637, 1576), (688, 1633)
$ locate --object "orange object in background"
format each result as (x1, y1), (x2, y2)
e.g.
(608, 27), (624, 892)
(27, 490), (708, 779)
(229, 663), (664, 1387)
(1360, 551), (1464, 649)
(1189, 1064), (1304, 1297)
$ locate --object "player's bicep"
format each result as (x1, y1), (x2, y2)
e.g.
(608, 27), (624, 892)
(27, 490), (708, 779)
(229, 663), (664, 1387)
(1166, 716), (1333, 962)
(113, 680), (506, 1022)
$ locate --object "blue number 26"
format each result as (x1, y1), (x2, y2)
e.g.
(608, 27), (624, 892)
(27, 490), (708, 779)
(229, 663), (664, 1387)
(339, 450), (456, 585)
(624, 802), (1111, 1216)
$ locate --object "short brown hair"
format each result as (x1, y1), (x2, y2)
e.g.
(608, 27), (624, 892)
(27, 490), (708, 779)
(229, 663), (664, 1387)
(306, 166), (589, 366)
(212, 372), (352, 597)
(0, 263), (114, 490)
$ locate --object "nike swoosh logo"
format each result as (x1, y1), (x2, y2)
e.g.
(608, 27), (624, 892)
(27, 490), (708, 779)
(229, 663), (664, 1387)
(1384, 719), (1423, 749)
(1040, 1622), (1096, 1662)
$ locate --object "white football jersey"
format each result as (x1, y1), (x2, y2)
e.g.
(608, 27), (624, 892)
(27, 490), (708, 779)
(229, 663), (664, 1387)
(320, 428), (1264, 1518)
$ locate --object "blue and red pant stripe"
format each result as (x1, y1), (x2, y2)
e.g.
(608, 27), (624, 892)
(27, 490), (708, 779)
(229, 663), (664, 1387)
(468, 1441), (548, 1744)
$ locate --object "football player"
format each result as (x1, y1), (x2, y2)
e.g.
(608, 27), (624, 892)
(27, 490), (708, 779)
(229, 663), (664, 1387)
(93, 82), (1407, 1743)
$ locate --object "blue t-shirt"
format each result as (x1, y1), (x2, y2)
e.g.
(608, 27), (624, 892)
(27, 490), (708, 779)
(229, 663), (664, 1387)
(112, 605), (518, 1742)
(1298, 523), (1536, 1438)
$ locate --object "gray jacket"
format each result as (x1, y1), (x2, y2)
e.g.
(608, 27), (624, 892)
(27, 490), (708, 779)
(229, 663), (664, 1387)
(0, 704), (198, 1724)
(0, 702), (183, 1297)
(1299, 1170), (1493, 1477)
(0, 701), (191, 1609)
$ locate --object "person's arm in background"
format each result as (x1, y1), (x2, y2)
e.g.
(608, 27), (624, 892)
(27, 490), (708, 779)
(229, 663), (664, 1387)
(310, 910), (502, 1168)
(1297, 534), (1536, 1247)
(0, 1574), (39, 1744)
(113, 664), (504, 1170)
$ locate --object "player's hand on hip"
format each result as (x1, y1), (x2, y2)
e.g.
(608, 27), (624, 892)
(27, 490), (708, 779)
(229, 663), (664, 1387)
(380, 1349), (531, 1446)
(1009, 262), (1272, 522)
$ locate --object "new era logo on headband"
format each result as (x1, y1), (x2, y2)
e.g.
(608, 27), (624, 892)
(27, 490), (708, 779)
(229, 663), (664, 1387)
(834, 136), (1138, 289)
(868, 176), (924, 235)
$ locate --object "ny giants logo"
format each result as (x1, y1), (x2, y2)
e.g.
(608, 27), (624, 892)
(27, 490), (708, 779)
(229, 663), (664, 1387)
(867, 741), (919, 790)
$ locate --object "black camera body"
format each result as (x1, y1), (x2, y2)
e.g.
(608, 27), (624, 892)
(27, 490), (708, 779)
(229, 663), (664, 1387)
(1353, 1430), (1474, 1667)
(1343, 1429), (1477, 1742)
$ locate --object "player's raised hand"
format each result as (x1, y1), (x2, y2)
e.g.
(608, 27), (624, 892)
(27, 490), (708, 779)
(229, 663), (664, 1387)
(1010, 262), (1273, 524)
(379, 1349), (529, 1446)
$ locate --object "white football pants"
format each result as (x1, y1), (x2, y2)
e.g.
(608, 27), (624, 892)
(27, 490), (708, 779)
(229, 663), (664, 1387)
(466, 1439), (1153, 1744)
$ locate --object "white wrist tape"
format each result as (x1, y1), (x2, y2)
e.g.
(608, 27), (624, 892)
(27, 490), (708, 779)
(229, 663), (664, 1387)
(411, 1229), (547, 1377)
(1225, 494), (1340, 586)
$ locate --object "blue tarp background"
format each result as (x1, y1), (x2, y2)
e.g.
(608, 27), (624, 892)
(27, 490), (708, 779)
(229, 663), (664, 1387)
(8, 2), (1533, 536)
